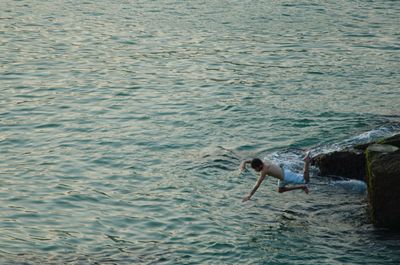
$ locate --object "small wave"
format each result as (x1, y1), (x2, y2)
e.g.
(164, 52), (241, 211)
(329, 179), (367, 194)
(313, 124), (400, 154)
(344, 124), (400, 145)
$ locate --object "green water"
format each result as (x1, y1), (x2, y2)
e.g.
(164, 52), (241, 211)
(1, 0), (400, 264)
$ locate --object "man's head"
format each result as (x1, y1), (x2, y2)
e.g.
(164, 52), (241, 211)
(250, 158), (263, 172)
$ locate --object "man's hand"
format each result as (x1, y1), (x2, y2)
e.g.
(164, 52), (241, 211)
(242, 195), (251, 202)
(239, 161), (247, 171)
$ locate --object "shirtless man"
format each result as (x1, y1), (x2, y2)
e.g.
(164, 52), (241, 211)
(240, 152), (311, 202)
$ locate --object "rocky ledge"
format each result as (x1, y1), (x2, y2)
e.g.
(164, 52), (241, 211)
(312, 134), (400, 230)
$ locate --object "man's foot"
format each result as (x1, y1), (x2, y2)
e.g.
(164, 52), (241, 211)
(302, 186), (309, 194)
(303, 151), (311, 163)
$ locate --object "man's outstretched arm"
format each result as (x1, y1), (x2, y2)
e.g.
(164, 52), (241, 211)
(242, 174), (266, 202)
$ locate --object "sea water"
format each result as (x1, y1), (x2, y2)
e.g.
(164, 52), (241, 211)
(1, 0), (400, 264)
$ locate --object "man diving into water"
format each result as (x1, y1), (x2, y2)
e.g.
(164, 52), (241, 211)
(240, 152), (311, 202)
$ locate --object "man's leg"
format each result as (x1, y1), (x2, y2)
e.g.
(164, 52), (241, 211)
(278, 186), (309, 194)
(303, 151), (311, 183)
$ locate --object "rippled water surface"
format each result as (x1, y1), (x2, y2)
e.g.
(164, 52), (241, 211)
(1, 0), (400, 264)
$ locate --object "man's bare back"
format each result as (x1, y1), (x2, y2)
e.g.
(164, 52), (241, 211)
(262, 160), (284, 180)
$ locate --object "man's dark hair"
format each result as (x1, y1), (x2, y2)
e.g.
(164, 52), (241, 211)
(250, 158), (263, 170)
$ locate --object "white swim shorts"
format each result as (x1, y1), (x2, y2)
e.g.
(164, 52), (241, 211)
(278, 168), (306, 188)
